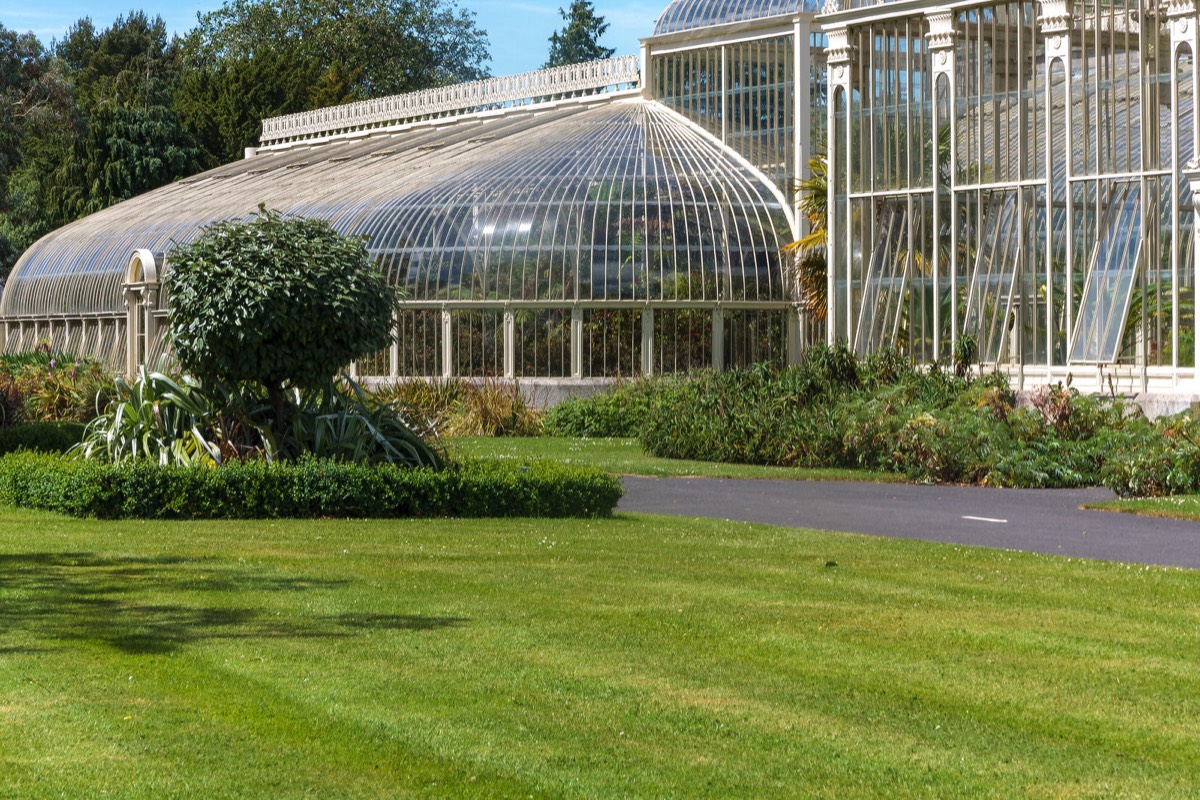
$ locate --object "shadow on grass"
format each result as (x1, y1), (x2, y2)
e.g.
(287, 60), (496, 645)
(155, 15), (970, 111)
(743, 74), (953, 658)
(0, 552), (467, 655)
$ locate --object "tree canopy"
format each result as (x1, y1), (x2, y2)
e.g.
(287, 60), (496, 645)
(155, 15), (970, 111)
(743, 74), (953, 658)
(177, 0), (491, 162)
(164, 207), (396, 424)
(545, 0), (614, 68)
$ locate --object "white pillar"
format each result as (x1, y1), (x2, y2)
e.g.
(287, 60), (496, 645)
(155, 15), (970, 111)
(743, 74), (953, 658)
(503, 309), (515, 379)
(570, 307), (583, 379)
(441, 308), (453, 378)
(712, 307), (725, 371)
(824, 23), (854, 346)
(641, 306), (655, 376)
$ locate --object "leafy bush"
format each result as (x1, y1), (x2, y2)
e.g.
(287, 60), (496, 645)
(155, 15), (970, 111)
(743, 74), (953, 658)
(634, 355), (1200, 496)
(74, 369), (220, 465)
(164, 206), (395, 428)
(76, 370), (443, 468)
(442, 380), (543, 437)
(0, 353), (112, 424)
(0, 422), (86, 454)
(545, 378), (658, 437)
(0, 452), (622, 519)
(282, 379), (445, 465)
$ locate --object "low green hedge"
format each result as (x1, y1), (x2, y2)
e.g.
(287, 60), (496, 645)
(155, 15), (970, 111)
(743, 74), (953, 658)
(544, 379), (658, 438)
(0, 453), (623, 519)
(0, 421), (86, 454)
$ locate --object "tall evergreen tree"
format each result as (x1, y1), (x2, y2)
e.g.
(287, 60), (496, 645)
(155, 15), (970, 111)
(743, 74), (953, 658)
(544, 0), (614, 68)
(0, 12), (202, 281)
(177, 0), (491, 165)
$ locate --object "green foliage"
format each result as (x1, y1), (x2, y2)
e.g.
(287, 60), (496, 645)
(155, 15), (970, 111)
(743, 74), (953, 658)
(784, 152), (828, 322)
(0, 352), (112, 424)
(4, 13), (201, 257)
(544, 378), (657, 437)
(165, 207), (395, 416)
(74, 369), (220, 466)
(544, 0), (614, 68)
(953, 333), (979, 378)
(625, 353), (1200, 497)
(0, 421), (85, 454)
(76, 369), (443, 469)
(279, 379), (445, 466)
(0, 452), (622, 519)
(178, 0), (489, 160)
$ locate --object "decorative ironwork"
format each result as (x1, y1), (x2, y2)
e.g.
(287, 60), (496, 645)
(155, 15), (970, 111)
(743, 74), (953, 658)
(260, 56), (641, 145)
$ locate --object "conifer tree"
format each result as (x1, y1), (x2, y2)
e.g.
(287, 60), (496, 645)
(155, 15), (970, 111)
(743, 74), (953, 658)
(545, 0), (614, 68)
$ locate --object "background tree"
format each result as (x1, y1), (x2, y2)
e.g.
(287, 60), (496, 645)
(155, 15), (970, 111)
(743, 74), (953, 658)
(177, 0), (490, 164)
(163, 207), (395, 428)
(0, 24), (72, 271)
(544, 0), (614, 68)
(2, 13), (202, 267)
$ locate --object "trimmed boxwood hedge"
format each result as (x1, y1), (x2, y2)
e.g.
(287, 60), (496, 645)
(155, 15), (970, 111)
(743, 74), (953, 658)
(0, 453), (623, 519)
(0, 422), (86, 455)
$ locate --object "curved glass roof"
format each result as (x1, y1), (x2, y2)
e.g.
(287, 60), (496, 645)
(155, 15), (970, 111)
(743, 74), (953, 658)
(653, 0), (819, 36)
(1, 99), (793, 318)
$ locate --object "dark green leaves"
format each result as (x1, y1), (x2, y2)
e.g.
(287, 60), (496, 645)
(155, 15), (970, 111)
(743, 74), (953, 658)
(164, 207), (395, 398)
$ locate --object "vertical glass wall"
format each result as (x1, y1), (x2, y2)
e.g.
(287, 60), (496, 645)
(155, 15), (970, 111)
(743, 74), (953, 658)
(653, 36), (799, 192)
(826, 0), (1199, 384)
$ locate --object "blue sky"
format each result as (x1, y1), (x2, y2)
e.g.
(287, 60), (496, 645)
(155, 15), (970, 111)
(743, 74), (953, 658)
(0, 0), (663, 77)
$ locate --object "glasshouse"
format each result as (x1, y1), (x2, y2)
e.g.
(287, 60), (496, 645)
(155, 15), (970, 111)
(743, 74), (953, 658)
(2, 0), (1198, 395)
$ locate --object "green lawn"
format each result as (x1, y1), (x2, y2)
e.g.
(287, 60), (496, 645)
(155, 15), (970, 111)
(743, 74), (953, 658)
(1087, 495), (1200, 520)
(1, 508), (1198, 797)
(448, 436), (902, 482)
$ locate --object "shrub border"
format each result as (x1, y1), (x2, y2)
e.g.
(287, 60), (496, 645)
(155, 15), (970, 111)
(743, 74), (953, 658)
(0, 453), (623, 519)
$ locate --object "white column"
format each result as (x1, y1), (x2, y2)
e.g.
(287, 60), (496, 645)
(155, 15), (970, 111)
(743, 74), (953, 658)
(570, 307), (583, 379)
(503, 309), (515, 379)
(123, 288), (140, 378)
(441, 308), (453, 378)
(1038, 0), (1072, 369)
(926, 9), (956, 360)
(641, 306), (655, 376)
(824, 23), (854, 346)
(711, 307), (725, 371)
(389, 308), (401, 378)
(1169, 0), (1199, 382)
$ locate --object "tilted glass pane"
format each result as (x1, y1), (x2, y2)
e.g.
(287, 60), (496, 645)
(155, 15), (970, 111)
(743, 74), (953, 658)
(962, 191), (1021, 362)
(1070, 182), (1142, 362)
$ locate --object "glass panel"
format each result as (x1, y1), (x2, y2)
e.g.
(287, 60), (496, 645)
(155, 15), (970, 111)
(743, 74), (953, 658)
(582, 308), (640, 378)
(395, 310), (441, 377)
(655, 308), (712, 373)
(451, 310), (503, 377)
(1070, 182), (1142, 362)
(962, 190), (1021, 363)
(355, 347), (391, 377)
(514, 309), (571, 378)
(653, 0), (820, 36)
(724, 309), (787, 369)
(854, 202), (909, 354)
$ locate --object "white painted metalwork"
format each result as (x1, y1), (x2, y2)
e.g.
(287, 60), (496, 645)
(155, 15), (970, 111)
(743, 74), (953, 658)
(3, 97), (794, 378)
(824, 0), (1200, 392)
(654, 0), (821, 35)
(260, 56), (641, 145)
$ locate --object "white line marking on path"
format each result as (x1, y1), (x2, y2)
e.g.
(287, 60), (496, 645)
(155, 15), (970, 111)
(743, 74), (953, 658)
(962, 515), (1008, 524)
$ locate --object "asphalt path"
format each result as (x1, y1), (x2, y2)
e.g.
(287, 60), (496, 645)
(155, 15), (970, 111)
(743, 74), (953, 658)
(618, 477), (1200, 569)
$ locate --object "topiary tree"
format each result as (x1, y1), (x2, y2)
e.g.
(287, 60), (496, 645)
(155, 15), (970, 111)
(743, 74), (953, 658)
(164, 205), (394, 428)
